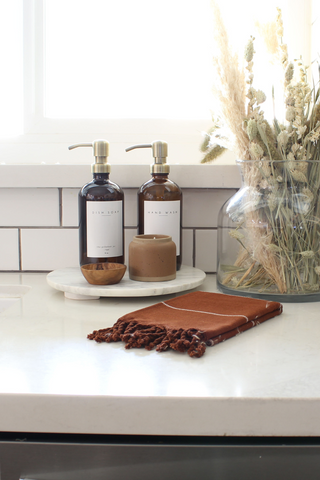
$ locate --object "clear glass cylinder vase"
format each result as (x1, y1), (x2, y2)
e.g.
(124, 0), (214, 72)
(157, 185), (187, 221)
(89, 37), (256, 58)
(217, 159), (320, 302)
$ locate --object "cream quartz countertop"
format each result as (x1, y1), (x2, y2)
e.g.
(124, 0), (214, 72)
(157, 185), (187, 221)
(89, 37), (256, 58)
(0, 271), (320, 437)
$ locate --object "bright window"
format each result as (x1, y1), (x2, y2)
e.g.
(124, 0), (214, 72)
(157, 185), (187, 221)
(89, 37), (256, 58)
(44, 0), (214, 120)
(0, 0), (315, 164)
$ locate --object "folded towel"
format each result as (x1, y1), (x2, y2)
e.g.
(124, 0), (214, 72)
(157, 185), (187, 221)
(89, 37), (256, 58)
(88, 291), (283, 358)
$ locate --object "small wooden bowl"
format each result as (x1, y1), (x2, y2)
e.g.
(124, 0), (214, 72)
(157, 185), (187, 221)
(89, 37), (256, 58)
(81, 263), (126, 285)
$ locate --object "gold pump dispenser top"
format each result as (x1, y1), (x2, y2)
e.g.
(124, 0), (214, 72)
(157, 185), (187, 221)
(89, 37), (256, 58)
(125, 140), (169, 174)
(68, 139), (111, 174)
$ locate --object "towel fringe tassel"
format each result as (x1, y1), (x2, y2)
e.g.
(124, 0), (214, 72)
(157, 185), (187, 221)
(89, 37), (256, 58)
(87, 320), (207, 358)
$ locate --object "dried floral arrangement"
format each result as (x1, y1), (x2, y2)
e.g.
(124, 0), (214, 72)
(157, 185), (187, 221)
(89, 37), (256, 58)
(204, 3), (320, 295)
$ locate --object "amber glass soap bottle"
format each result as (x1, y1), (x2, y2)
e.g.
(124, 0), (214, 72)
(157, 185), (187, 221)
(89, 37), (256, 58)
(126, 141), (182, 270)
(69, 140), (124, 267)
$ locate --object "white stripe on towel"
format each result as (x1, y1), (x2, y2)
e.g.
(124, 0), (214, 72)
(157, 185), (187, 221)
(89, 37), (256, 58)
(161, 302), (249, 323)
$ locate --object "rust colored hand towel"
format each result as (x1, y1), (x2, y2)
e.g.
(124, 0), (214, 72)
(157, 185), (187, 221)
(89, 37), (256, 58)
(88, 291), (283, 358)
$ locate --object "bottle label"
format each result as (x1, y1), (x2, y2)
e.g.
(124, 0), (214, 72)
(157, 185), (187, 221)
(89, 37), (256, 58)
(144, 200), (180, 255)
(86, 201), (123, 258)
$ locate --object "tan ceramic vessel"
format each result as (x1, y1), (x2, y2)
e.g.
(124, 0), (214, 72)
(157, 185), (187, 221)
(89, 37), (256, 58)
(129, 235), (176, 282)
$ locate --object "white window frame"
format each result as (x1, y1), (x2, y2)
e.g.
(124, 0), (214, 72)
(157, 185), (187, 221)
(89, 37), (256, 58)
(17, 0), (214, 166)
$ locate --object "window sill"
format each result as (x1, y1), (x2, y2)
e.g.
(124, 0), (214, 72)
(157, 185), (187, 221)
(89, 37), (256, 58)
(0, 164), (241, 189)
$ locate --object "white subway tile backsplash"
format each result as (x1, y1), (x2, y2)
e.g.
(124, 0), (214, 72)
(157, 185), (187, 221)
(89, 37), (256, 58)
(21, 229), (79, 271)
(125, 227), (137, 265)
(182, 189), (236, 228)
(0, 188), (60, 227)
(0, 186), (228, 272)
(124, 189), (138, 227)
(0, 229), (19, 270)
(195, 229), (217, 273)
(62, 188), (79, 227)
(182, 229), (193, 267)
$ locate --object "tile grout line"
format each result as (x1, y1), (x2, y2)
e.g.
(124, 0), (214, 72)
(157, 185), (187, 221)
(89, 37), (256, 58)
(59, 188), (63, 226)
(18, 228), (22, 271)
(192, 229), (196, 268)
(0, 226), (78, 229)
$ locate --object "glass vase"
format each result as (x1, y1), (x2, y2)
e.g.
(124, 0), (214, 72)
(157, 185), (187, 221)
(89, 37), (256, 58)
(217, 159), (320, 302)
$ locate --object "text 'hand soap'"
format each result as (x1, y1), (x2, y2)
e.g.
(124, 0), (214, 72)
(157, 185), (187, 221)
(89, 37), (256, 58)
(126, 140), (182, 270)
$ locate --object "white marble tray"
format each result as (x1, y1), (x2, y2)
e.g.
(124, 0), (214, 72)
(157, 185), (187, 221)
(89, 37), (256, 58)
(47, 265), (206, 300)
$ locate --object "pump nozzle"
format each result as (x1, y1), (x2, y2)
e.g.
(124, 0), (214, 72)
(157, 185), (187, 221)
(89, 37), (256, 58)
(125, 143), (152, 152)
(69, 143), (92, 150)
(125, 140), (169, 174)
(68, 139), (110, 173)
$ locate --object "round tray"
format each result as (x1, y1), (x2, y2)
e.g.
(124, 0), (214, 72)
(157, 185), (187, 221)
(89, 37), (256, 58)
(47, 265), (206, 299)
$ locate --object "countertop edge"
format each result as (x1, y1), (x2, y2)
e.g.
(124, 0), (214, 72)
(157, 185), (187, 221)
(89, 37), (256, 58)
(0, 394), (319, 437)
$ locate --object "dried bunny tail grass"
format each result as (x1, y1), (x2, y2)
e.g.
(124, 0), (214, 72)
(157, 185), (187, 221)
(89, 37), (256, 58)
(201, 144), (226, 164)
(249, 142), (264, 160)
(253, 121), (281, 161)
(211, 1), (250, 159)
(247, 119), (258, 140)
(285, 63), (294, 85)
(200, 131), (212, 153)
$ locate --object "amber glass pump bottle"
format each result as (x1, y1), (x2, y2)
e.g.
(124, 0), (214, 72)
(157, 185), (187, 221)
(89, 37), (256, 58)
(69, 140), (124, 267)
(126, 141), (182, 270)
